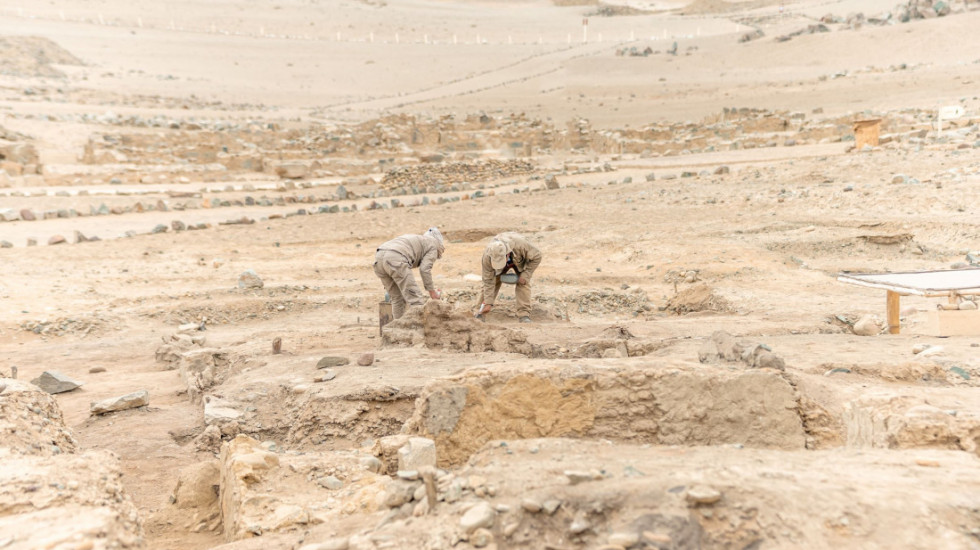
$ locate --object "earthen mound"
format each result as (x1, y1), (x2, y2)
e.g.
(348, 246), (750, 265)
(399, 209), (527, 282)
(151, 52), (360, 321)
(665, 283), (733, 315)
(0, 36), (82, 77)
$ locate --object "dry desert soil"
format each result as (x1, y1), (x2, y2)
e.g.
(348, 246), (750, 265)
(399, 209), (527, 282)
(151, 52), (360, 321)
(1, 0), (980, 549)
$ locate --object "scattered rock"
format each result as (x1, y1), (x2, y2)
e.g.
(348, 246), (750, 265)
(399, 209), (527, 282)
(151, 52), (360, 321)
(238, 269), (264, 289)
(853, 315), (881, 336)
(152, 224), (168, 234)
(272, 337), (282, 354)
(357, 352), (375, 366)
(29, 371), (84, 394)
(686, 485), (722, 505)
(317, 356), (349, 369)
(89, 367), (107, 374)
(398, 437), (437, 471)
(315, 370), (337, 382)
(90, 390), (149, 415)
(0, 240), (12, 248)
(460, 501), (495, 534)
(48, 235), (67, 245)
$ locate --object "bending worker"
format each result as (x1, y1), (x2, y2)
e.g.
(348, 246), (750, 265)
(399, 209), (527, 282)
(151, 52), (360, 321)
(374, 227), (444, 319)
(476, 232), (542, 323)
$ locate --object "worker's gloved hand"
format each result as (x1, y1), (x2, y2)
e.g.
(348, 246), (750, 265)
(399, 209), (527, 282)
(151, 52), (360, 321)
(477, 303), (492, 316)
(429, 289), (442, 300)
(518, 275), (529, 286)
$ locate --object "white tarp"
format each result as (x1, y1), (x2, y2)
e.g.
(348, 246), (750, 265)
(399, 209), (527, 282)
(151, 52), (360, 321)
(838, 269), (980, 296)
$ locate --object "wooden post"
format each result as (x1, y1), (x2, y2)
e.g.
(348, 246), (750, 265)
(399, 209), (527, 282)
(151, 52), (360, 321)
(887, 291), (901, 334)
(379, 301), (393, 336)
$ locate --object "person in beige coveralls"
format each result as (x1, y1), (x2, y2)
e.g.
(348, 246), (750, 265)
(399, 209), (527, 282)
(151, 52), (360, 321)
(475, 232), (542, 323)
(374, 227), (444, 319)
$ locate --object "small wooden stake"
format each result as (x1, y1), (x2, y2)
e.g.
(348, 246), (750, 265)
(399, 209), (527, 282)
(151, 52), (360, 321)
(886, 291), (901, 334)
(272, 337), (282, 354)
(379, 301), (393, 336)
(420, 466), (437, 513)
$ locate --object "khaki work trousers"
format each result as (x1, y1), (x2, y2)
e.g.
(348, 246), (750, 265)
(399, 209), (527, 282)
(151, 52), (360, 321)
(374, 250), (424, 319)
(479, 275), (532, 317)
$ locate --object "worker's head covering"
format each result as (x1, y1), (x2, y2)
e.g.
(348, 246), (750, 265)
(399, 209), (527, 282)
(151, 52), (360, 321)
(487, 239), (509, 270)
(424, 227), (445, 257)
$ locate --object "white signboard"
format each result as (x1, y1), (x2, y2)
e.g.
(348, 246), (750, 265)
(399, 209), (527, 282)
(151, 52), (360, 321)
(938, 105), (965, 136)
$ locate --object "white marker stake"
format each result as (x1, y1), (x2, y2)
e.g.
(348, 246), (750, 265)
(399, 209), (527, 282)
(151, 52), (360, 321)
(509, 35), (512, 44)
(453, 34), (457, 44)
(336, 31), (341, 41)
(138, 17), (143, 28)
(424, 33), (428, 44)
(370, 31), (374, 42)
(395, 32), (399, 43)
(938, 105), (965, 137)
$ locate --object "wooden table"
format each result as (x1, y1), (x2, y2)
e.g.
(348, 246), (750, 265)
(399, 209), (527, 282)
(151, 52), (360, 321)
(837, 269), (980, 334)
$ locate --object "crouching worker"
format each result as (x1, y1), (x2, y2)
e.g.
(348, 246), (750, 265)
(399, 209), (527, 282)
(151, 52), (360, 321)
(476, 232), (542, 323)
(374, 227), (444, 319)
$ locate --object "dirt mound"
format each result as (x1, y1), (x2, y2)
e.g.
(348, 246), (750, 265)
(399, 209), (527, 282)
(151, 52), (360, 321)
(1, 378), (78, 455)
(405, 363), (806, 466)
(0, 379), (143, 549)
(382, 301), (536, 355)
(270, 440), (980, 550)
(665, 283), (733, 315)
(0, 36), (82, 77)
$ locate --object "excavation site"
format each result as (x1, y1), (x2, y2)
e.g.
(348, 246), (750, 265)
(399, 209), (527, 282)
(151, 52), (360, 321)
(1, 0), (980, 549)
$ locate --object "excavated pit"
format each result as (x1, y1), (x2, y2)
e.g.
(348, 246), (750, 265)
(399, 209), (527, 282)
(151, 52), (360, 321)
(403, 363), (808, 466)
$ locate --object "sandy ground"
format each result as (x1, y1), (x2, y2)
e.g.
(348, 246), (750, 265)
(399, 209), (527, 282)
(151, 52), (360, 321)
(1, 0), (980, 549)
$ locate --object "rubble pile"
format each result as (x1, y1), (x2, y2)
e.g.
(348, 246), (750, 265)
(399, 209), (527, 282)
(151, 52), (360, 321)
(0, 379), (144, 549)
(380, 159), (535, 190)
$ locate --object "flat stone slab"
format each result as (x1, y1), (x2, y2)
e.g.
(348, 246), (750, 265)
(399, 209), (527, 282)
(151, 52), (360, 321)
(90, 390), (149, 415)
(30, 371), (84, 394)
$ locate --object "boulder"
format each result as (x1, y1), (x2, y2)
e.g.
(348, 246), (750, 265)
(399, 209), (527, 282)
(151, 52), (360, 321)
(238, 269), (264, 289)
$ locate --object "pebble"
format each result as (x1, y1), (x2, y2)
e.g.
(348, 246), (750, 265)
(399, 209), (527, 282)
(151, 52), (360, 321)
(459, 501), (495, 534)
(521, 498), (542, 513)
(298, 538), (349, 550)
(569, 512), (591, 534)
(542, 499), (561, 515)
(151, 224), (168, 234)
(471, 528), (494, 548)
(48, 235), (67, 245)
(0, 240), (11, 248)
(357, 352), (375, 366)
(360, 456), (383, 473)
(949, 366), (970, 380)
(686, 485), (722, 505)
(852, 314), (880, 336)
(319, 476), (343, 490)
(397, 470), (419, 481)
(315, 370), (336, 382)
(609, 532), (640, 547)
(564, 470), (599, 485)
